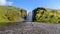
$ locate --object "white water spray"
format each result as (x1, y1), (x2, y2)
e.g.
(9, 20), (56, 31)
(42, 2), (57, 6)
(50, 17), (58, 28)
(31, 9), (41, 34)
(25, 11), (33, 22)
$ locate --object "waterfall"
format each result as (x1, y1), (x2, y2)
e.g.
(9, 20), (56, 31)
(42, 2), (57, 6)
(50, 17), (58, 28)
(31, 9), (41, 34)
(25, 11), (33, 22)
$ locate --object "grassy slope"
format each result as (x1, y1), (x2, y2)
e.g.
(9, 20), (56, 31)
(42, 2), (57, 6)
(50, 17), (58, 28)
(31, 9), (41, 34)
(0, 6), (27, 22)
(0, 6), (27, 27)
(33, 7), (60, 23)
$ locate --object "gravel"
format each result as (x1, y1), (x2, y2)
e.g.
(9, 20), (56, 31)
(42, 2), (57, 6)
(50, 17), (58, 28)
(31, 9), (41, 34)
(0, 22), (60, 34)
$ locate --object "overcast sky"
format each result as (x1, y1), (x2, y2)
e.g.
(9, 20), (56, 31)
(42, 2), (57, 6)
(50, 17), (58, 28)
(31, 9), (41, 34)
(0, 0), (60, 11)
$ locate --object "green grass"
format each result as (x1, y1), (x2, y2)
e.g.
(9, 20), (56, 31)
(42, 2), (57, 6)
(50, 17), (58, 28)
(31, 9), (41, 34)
(33, 7), (60, 23)
(0, 6), (27, 27)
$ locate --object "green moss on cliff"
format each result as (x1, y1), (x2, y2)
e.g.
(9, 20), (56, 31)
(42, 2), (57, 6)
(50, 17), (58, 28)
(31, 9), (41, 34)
(32, 7), (60, 23)
(0, 6), (27, 27)
(0, 6), (27, 22)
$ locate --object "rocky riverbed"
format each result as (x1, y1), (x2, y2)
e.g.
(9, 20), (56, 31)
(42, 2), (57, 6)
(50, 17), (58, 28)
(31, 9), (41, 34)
(0, 22), (60, 34)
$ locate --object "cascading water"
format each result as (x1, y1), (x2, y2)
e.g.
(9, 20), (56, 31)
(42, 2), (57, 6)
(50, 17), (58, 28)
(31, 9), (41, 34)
(25, 11), (33, 22)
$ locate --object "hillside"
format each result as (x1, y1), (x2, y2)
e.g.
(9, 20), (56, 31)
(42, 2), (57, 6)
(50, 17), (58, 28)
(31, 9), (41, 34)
(32, 7), (60, 23)
(0, 6), (27, 27)
(0, 6), (27, 22)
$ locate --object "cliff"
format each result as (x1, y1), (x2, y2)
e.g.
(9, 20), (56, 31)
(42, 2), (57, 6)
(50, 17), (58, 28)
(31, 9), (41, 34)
(0, 6), (27, 22)
(32, 7), (60, 23)
(0, 6), (27, 27)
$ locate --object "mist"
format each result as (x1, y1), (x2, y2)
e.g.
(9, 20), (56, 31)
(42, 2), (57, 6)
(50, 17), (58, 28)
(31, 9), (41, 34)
(25, 11), (33, 22)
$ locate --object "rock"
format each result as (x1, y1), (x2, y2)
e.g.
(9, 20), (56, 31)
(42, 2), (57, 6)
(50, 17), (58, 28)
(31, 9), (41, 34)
(0, 22), (60, 34)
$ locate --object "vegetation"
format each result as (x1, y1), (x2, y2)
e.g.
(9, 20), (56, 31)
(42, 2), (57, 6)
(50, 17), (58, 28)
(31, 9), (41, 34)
(0, 6), (27, 27)
(0, 6), (27, 22)
(32, 7), (60, 23)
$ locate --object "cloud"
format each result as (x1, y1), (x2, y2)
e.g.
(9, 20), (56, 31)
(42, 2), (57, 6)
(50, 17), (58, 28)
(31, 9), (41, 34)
(7, 1), (13, 6)
(0, 0), (6, 5)
(0, 0), (13, 5)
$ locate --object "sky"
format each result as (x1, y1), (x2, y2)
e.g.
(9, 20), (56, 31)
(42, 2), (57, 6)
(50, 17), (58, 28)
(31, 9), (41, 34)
(0, 0), (60, 12)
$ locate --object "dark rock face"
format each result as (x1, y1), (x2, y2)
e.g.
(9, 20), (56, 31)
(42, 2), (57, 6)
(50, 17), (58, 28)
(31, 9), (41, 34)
(0, 22), (60, 34)
(32, 7), (47, 22)
(20, 9), (27, 19)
